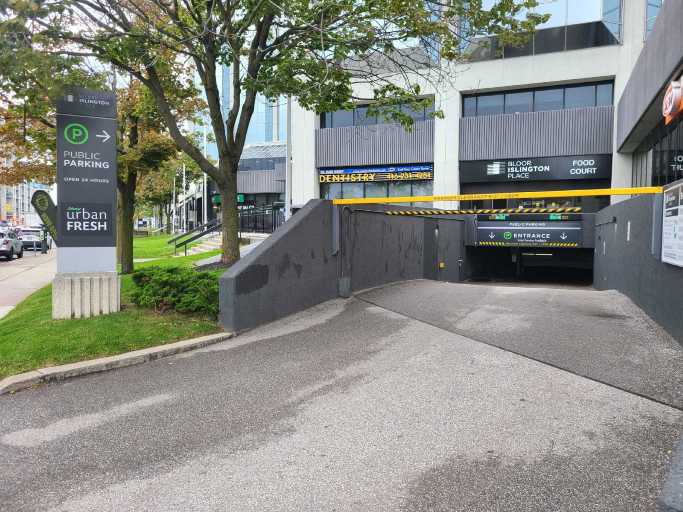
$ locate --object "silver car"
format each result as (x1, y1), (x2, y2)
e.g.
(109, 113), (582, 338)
(0, 230), (23, 260)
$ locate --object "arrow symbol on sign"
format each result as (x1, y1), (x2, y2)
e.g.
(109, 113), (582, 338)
(560, 232), (567, 240)
(95, 130), (111, 143)
(489, 232), (495, 239)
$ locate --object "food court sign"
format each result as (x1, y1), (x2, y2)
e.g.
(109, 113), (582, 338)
(56, 88), (117, 248)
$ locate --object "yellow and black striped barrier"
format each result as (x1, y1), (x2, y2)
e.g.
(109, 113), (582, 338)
(385, 207), (582, 216)
(477, 241), (579, 248)
(332, 186), (663, 205)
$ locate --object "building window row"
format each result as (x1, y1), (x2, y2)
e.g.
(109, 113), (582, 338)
(462, 82), (613, 117)
(320, 180), (433, 205)
(320, 101), (435, 129)
(633, 115), (683, 187)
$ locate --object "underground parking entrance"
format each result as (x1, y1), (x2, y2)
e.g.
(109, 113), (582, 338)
(465, 245), (595, 285)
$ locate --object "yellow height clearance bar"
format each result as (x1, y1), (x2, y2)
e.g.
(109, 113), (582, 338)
(331, 187), (663, 205)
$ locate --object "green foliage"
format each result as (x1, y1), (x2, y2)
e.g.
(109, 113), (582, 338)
(131, 266), (219, 318)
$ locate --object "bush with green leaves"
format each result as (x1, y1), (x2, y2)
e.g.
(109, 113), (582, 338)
(131, 266), (219, 318)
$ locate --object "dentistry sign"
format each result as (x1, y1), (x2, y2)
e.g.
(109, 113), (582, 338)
(56, 88), (117, 248)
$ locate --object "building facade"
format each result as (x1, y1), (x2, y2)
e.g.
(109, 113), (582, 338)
(289, 0), (674, 211)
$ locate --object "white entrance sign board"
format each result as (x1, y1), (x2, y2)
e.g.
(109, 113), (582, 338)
(662, 179), (683, 267)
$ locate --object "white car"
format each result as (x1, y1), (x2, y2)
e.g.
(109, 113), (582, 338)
(19, 227), (52, 251)
(0, 230), (23, 260)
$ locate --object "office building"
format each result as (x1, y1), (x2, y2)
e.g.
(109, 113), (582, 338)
(289, 0), (679, 211)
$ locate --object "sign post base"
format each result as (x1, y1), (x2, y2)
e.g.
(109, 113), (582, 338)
(52, 272), (120, 320)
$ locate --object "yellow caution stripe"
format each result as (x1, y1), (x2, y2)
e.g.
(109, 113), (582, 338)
(385, 207), (583, 216)
(477, 241), (579, 248)
(332, 187), (663, 205)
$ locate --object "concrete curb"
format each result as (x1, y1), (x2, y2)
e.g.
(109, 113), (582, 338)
(0, 331), (233, 396)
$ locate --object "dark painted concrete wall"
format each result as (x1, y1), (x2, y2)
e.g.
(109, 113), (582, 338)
(220, 201), (468, 332)
(219, 200), (338, 333)
(594, 195), (683, 344)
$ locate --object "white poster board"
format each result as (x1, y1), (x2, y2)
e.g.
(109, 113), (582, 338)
(662, 179), (683, 267)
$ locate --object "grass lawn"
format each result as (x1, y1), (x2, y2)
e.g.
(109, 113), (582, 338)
(0, 251), (223, 380)
(133, 233), (180, 259)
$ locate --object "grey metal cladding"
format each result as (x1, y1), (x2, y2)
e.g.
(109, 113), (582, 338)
(616, 0), (683, 152)
(237, 169), (284, 194)
(315, 119), (434, 168)
(459, 106), (614, 160)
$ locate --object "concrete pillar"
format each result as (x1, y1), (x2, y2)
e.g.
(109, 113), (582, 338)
(433, 91), (461, 209)
(291, 100), (319, 207)
(52, 273), (120, 320)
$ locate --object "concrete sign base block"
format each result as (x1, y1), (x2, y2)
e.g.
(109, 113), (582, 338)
(52, 272), (120, 319)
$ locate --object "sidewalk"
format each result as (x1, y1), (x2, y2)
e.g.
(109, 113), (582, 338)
(0, 250), (57, 319)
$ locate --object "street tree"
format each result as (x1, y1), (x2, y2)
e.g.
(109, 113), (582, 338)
(6, 0), (547, 265)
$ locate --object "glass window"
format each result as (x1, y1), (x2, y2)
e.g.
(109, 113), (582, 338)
(321, 183), (342, 200)
(476, 94), (504, 116)
(534, 88), (564, 111)
(354, 105), (376, 126)
(342, 182), (364, 198)
(564, 85), (596, 109)
(505, 91), (533, 114)
(388, 181), (412, 201)
(331, 109), (354, 128)
(463, 97), (477, 117)
(503, 37), (533, 58)
(365, 182), (388, 198)
(411, 181), (434, 208)
(566, 21), (617, 50)
(400, 104), (425, 122)
(596, 83), (613, 106)
(533, 26), (566, 54)
(603, 0), (622, 40)
(646, 1), (662, 38)
(424, 102), (435, 120)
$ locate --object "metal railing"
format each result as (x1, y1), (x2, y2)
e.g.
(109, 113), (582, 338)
(238, 206), (285, 235)
(170, 206), (286, 256)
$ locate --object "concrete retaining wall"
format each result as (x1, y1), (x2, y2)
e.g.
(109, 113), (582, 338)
(219, 200), (339, 333)
(594, 195), (683, 344)
(219, 201), (467, 332)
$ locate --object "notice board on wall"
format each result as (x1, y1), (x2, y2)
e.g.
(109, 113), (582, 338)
(662, 179), (683, 267)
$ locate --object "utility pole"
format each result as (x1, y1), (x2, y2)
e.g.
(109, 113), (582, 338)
(172, 172), (176, 234)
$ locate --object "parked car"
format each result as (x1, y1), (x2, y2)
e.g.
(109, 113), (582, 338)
(19, 227), (51, 251)
(0, 230), (23, 260)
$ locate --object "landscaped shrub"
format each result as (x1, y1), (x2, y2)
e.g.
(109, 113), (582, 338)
(131, 266), (219, 318)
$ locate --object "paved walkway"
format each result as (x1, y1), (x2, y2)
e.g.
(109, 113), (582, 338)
(0, 249), (56, 319)
(1, 280), (681, 511)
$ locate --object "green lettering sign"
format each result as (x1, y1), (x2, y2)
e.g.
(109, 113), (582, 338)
(64, 123), (89, 144)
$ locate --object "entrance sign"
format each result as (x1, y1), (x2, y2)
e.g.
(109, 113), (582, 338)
(460, 155), (612, 183)
(477, 220), (582, 247)
(56, 88), (117, 249)
(662, 179), (683, 267)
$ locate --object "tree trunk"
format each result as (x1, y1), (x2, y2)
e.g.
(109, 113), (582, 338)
(117, 172), (137, 274)
(218, 162), (240, 265)
(164, 202), (171, 234)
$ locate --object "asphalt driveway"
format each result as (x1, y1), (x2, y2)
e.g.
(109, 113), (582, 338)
(1, 280), (681, 511)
